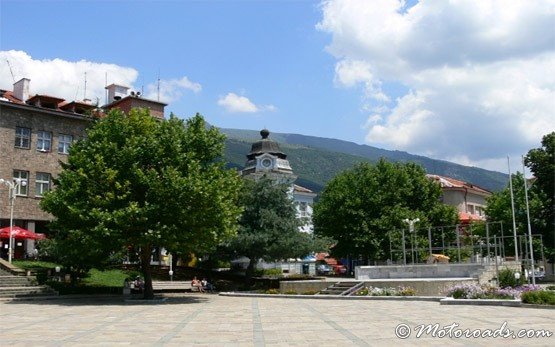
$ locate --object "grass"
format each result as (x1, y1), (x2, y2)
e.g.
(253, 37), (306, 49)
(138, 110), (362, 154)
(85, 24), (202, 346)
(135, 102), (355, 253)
(11, 260), (136, 294)
(82, 269), (131, 287)
(12, 260), (60, 270)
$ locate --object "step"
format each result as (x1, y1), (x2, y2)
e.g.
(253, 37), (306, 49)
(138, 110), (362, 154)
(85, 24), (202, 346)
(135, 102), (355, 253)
(0, 286), (57, 298)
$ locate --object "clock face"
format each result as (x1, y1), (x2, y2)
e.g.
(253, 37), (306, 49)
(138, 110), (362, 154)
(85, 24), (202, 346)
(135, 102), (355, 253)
(261, 158), (272, 168)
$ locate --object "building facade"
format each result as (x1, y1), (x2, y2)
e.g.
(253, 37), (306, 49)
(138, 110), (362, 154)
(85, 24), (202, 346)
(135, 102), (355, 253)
(427, 174), (492, 223)
(241, 129), (317, 233)
(0, 78), (165, 258)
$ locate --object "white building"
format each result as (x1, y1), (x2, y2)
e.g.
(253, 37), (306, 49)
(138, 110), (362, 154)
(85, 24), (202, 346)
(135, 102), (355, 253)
(241, 129), (316, 233)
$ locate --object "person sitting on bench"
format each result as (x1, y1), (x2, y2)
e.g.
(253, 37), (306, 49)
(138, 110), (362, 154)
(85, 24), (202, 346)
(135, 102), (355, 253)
(191, 276), (205, 293)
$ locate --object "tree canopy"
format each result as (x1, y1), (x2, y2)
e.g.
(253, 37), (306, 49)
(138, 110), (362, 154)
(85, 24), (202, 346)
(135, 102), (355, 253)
(485, 172), (547, 260)
(41, 109), (243, 298)
(525, 131), (554, 263)
(313, 159), (459, 262)
(224, 176), (326, 280)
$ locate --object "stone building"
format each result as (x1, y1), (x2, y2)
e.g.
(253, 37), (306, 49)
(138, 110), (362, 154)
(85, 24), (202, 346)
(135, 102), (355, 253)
(0, 78), (165, 258)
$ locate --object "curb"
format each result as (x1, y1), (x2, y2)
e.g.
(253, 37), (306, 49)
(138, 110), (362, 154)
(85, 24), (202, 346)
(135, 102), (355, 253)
(440, 298), (521, 307)
(219, 292), (443, 301)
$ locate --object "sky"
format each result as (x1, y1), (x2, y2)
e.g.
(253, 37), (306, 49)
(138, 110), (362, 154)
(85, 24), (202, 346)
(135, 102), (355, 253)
(1, 0), (554, 174)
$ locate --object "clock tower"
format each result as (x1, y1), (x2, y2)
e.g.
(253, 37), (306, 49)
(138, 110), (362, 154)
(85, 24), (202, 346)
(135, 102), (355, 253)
(241, 129), (296, 184)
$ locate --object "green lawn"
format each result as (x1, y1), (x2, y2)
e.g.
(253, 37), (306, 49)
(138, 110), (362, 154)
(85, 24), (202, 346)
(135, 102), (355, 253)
(12, 260), (60, 270)
(82, 268), (131, 287)
(12, 260), (135, 290)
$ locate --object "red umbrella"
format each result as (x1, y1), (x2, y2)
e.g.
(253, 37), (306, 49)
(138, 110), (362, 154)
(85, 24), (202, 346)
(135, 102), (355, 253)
(0, 226), (46, 240)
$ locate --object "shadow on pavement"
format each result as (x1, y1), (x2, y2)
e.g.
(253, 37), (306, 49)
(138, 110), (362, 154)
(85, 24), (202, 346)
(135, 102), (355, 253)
(2, 293), (213, 306)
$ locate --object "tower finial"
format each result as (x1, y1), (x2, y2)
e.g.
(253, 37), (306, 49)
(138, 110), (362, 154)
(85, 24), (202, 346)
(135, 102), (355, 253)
(260, 129), (270, 139)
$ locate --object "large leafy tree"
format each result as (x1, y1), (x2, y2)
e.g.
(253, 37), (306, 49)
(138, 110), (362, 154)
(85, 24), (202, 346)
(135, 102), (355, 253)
(313, 159), (458, 262)
(226, 176), (326, 281)
(41, 109), (243, 299)
(525, 132), (554, 265)
(486, 172), (547, 260)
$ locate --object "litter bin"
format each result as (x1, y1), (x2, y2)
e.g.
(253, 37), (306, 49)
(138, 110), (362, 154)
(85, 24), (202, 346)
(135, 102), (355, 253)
(302, 263), (309, 275)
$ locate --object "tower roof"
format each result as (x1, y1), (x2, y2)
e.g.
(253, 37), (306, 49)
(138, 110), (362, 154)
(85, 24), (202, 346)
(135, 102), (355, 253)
(247, 129), (287, 160)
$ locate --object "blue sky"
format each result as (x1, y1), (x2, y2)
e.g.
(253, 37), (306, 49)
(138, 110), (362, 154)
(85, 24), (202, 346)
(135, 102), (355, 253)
(1, 0), (554, 174)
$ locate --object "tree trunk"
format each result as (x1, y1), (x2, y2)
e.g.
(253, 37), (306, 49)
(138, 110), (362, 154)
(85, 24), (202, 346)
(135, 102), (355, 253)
(140, 244), (154, 300)
(245, 257), (257, 285)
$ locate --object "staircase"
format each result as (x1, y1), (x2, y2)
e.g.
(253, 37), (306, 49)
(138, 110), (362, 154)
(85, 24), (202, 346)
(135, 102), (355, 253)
(318, 281), (365, 296)
(0, 268), (58, 299)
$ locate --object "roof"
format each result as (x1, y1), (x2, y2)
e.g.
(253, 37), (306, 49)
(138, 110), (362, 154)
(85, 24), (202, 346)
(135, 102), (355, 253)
(458, 211), (486, 222)
(102, 95), (167, 109)
(293, 184), (313, 194)
(246, 129), (287, 160)
(427, 174), (491, 196)
(0, 90), (23, 103)
(27, 94), (65, 105)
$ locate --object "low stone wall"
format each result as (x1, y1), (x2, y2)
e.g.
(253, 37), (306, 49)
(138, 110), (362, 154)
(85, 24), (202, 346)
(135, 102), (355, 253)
(363, 279), (478, 296)
(278, 278), (478, 296)
(356, 264), (487, 280)
(279, 280), (330, 294)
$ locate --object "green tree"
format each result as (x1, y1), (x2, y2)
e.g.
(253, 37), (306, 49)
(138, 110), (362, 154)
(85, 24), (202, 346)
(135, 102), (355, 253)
(486, 172), (550, 262)
(313, 159), (459, 262)
(525, 132), (554, 264)
(41, 109), (243, 299)
(226, 176), (326, 281)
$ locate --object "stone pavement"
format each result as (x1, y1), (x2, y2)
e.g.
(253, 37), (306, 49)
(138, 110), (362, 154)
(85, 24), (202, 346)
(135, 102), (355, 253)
(0, 294), (553, 346)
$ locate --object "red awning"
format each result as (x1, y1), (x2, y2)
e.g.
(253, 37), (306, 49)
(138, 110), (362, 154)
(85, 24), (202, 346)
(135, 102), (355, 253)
(0, 226), (46, 240)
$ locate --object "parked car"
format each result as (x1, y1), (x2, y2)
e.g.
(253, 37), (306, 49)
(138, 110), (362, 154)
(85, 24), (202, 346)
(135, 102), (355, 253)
(316, 264), (333, 275)
(332, 264), (347, 275)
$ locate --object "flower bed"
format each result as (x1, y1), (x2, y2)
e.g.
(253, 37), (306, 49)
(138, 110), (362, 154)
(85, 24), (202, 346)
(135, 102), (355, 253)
(356, 286), (415, 296)
(446, 283), (540, 300)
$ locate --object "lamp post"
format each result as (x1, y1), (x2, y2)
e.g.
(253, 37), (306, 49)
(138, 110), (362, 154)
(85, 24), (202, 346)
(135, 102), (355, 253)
(0, 178), (27, 263)
(403, 218), (420, 264)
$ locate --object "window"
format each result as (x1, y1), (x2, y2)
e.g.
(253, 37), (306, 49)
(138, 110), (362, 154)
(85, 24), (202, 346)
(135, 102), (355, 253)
(299, 202), (308, 217)
(15, 127), (31, 149)
(58, 134), (73, 154)
(13, 170), (29, 196)
(35, 172), (51, 197)
(36, 131), (52, 152)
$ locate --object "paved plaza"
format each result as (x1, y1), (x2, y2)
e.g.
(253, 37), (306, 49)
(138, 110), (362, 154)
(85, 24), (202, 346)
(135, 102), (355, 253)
(1, 294), (554, 346)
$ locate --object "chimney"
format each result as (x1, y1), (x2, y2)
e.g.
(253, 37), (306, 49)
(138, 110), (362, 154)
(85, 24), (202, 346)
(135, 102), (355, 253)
(13, 78), (30, 102)
(105, 84), (129, 104)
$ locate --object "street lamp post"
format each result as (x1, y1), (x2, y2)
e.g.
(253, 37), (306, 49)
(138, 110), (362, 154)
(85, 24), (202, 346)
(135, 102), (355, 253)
(0, 178), (27, 263)
(403, 218), (420, 264)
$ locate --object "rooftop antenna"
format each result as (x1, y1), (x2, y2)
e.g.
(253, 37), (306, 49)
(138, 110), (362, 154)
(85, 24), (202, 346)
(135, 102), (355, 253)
(83, 72), (87, 100)
(105, 72), (108, 105)
(6, 60), (16, 83)
(157, 68), (160, 102)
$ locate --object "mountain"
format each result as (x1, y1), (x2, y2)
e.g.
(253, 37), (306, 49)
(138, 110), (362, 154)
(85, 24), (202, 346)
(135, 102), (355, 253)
(220, 128), (509, 193)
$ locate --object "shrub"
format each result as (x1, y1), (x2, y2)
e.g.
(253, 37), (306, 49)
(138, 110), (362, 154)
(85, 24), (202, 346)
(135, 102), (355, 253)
(356, 287), (369, 296)
(398, 287), (416, 296)
(498, 268), (525, 288)
(255, 268), (283, 277)
(546, 285), (555, 291)
(521, 290), (555, 305)
(266, 288), (280, 294)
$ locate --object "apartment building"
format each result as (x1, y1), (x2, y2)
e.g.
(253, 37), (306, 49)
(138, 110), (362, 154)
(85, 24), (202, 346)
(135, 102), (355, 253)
(0, 78), (166, 258)
(426, 174), (492, 223)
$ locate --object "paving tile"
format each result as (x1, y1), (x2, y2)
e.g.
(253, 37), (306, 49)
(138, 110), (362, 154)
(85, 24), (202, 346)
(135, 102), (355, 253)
(0, 294), (553, 346)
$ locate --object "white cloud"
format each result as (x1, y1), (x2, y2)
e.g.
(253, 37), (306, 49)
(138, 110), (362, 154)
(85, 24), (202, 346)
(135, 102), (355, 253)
(145, 76), (201, 103)
(0, 50), (200, 105)
(217, 92), (276, 113)
(318, 0), (555, 172)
